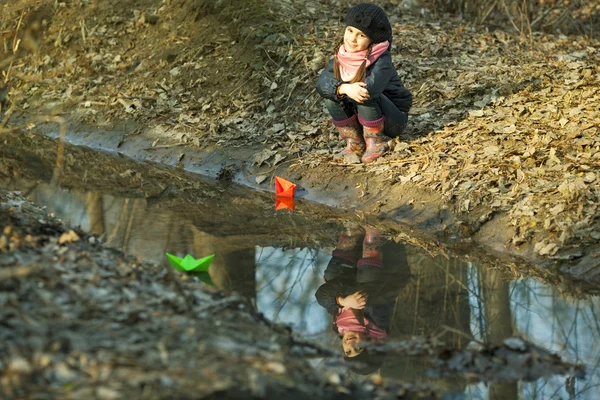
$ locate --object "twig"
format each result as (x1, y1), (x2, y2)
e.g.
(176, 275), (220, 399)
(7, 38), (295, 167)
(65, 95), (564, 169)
(239, 157), (299, 180)
(500, 0), (523, 35)
(327, 161), (364, 168)
(437, 324), (484, 346)
(480, 0), (500, 23)
(80, 19), (86, 44)
(4, 59), (14, 84)
(142, 143), (186, 150)
(0, 90), (18, 129)
(12, 11), (25, 53)
(195, 295), (244, 313)
(0, 55), (16, 70)
(530, 0), (564, 28)
(262, 47), (281, 68)
(117, 95), (156, 101)
(81, 101), (107, 106)
(32, 115), (67, 185)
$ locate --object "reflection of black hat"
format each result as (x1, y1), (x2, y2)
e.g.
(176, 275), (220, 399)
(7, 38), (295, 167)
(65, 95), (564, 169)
(345, 3), (392, 44)
(344, 348), (385, 375)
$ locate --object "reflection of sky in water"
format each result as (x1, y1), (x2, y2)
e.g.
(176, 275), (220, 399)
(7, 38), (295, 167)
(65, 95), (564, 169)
(513, 280), (600, 399)
(257, 254), (600, 399)
(30, 187), (91, 230)
(255, 247), (331, 338)
(11, 183), (600, 399)
(467, 263), (600, 399)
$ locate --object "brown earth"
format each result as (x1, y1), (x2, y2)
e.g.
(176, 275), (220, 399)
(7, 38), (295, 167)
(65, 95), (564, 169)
(1, 0), (600, 282)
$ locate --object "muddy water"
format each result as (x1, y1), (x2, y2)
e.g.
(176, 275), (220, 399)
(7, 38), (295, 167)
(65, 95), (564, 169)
(2, 179), (598, 399)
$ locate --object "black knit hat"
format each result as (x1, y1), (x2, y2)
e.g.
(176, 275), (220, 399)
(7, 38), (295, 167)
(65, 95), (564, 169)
(345, 3), (392, 44)
(344, 348), (386, 375)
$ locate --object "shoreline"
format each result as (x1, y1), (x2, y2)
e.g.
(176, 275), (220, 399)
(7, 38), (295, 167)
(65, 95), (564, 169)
(9, 121), (600, 295)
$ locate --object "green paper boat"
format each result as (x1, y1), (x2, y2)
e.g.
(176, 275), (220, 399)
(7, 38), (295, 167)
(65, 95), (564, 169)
(195, 271), (214, 286)
(166, 253), (214, 272)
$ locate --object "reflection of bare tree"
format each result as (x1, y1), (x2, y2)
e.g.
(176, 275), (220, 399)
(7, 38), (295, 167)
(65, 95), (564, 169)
(86, 192), (105, 235)
(381, 249), (471, 389)
(251, 247), (329, 337)
(188, 245), (256, 300)
(480, 267), (517, 400)
(507, 280), (600, 399)
(196, 227), (256, 301)
(122, 198), (140, 253)
(106, 198), (132, 249)
(260, 249), (316, 318)
(210, 248), (256, 300)
(390, 250), (472, 347)
(100, 195), (259, 300)
(481, 268), (514, 345)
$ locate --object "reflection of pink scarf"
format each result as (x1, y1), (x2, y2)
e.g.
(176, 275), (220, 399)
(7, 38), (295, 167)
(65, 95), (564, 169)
(335, 308), (388, 340)
(336, 41), (390, 82)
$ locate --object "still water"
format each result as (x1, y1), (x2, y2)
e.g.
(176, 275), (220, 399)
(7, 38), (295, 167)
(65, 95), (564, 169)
(1, 148), (598, 400)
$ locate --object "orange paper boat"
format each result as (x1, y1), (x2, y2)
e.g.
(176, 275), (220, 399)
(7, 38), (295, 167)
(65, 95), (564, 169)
(275, 197), (295, 211)
(275, 176), (296, 198)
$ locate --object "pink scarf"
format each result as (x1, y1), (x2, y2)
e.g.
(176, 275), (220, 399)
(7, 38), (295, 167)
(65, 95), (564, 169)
(335, 308), (388, 340)
(336, 41), (390, 82)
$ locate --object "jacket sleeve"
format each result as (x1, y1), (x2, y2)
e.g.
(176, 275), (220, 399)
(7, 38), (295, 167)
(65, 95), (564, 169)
(315, 280), (347, 315)
(365, 304), (394, 332)
(365, 53), (395, 99)
(316, 59), (343, 100)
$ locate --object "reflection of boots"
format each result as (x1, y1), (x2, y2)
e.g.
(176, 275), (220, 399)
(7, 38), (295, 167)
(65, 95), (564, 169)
(333, 115), (365, 160)
(332, 223), (363, 263)
(357, 225), (383, 268)
(360, 117), (388, 164)
(325, 224), (364, 282)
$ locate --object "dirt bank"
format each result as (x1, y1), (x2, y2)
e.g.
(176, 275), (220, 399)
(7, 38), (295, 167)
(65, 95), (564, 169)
(2, 0), (600, 282)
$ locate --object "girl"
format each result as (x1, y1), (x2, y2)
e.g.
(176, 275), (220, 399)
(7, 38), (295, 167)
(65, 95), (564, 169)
(315, 225), (411, 373)
(316, 3), (412, 163)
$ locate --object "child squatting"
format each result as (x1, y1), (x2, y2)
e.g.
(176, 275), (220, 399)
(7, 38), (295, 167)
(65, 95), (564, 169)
(316, 3), (413, 163)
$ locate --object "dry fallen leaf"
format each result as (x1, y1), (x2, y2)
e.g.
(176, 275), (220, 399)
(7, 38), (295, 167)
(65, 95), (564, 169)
(59, 230), (80, 244)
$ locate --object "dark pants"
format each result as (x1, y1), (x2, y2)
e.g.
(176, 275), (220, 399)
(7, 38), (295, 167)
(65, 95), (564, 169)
(324, 95), (408, 138)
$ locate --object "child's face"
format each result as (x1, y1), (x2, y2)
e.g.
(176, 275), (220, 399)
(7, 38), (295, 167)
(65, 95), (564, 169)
(343, 26), (372, 53)
(342, 331), (366, 357)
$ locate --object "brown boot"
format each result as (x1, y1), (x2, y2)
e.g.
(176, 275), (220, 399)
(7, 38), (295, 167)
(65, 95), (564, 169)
(335, 222), (364, 252)
(360, 118), (389, 164)
(360, 225), (383, 265)
(333, 115), (365, 160)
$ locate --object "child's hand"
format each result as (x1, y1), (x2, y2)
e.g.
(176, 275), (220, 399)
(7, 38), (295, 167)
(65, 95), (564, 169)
(339, 83), (370, 103)
(339, 291), (368, 309)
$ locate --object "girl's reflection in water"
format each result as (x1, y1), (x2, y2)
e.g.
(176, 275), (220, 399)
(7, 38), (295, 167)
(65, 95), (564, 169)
(315, 224), (411, 374)
(316, 223), (472, 388)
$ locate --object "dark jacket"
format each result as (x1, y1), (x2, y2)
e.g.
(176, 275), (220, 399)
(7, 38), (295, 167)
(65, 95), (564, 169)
(316, 52), (412, 113)
(316, 241), (412, 332)
(315, 278), (394, 332)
